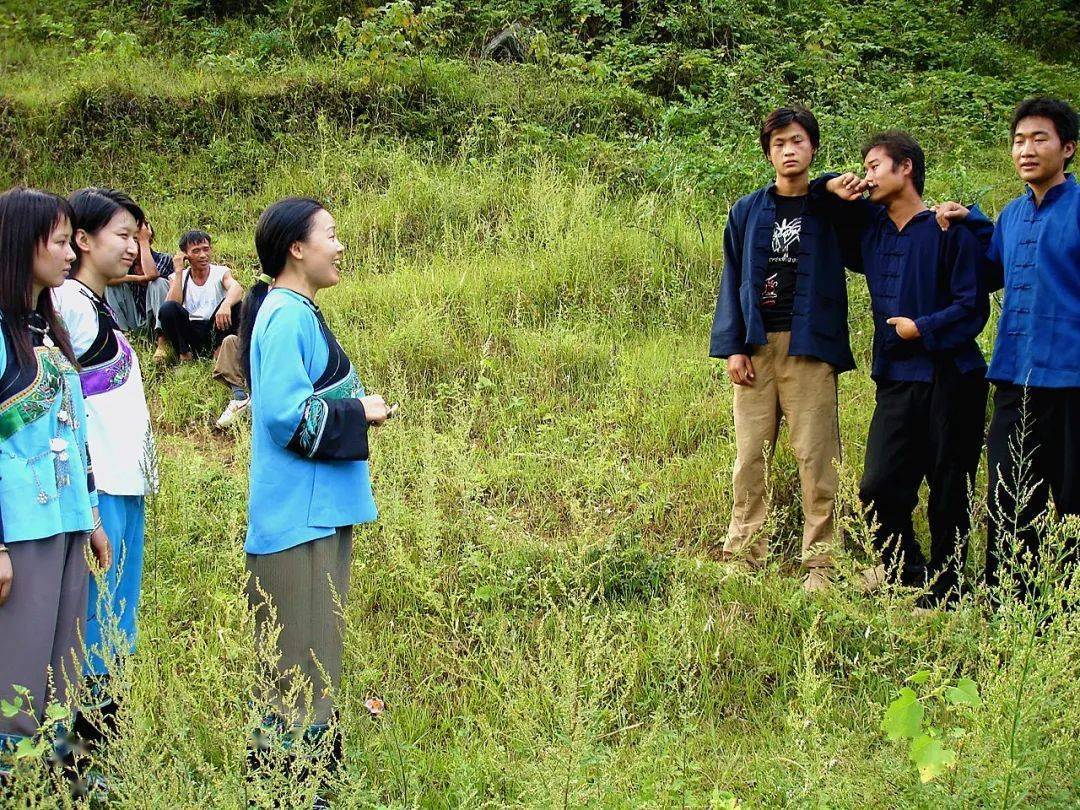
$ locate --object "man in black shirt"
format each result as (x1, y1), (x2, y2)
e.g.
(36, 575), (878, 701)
(710, 106), (858, 592)
(759, 193), (806, 332)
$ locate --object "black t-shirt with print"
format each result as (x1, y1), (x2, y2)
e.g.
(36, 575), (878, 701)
(759, 193), (806, 333)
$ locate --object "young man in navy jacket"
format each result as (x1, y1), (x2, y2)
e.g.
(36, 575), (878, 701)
(710, 106), (857, 592)
(828, 132), (990, 608)
(937, 97), (1080, 602)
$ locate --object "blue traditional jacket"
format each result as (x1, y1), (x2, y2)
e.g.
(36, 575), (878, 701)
(0, 311), (97, 544)
(245, 288), (377, 555)
(967, 176), (1080, 389)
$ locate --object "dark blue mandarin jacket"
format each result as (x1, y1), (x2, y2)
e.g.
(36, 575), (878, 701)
(710, 175), (857, 372)
(848, 207), (989, 383)
(967, 175), (1080, 389)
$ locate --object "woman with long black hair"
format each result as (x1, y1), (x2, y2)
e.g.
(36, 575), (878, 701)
(0, 188), (111, 775)
(240, 197), (390, 777)
(53, 188), (155, 753)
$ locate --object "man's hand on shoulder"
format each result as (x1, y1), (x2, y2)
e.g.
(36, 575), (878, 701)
(932, 202), (969, 231)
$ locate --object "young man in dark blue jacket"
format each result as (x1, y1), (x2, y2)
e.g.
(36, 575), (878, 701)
(937, 97), (1079, 602)
(828, 132), (990, 608)
(710, 106), (857, 592)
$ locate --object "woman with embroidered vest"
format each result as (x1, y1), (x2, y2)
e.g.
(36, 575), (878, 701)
(53, 188), (155, 752)
(239, 198), (390, 772)
(0, 188), (111, 770)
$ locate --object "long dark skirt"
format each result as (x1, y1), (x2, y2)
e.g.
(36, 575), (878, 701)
(245, 527), (353, 728)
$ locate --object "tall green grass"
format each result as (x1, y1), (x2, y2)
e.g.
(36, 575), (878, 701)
(4, 150), (1075, 807)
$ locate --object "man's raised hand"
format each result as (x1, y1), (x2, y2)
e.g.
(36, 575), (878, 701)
(826, 172), (871, 201)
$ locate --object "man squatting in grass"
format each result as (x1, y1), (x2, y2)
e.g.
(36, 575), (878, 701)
(710, 106), (857, 593)
(0, 188), (111, 786)
(155, 228), (251, 428)
(937, 96), (1080, 602)
(825, 133), (990, 609)
(54, 188), (156, 767)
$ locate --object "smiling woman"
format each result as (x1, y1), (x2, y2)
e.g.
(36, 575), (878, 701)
(238, 197), (392, 798)
(0, 187), (111, 780)
(52, 187), (156, 768)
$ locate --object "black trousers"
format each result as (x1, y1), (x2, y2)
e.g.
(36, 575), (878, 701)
(859, 364), (988, 602)
(985, 383), (1080, 601)
(158, 300), (241, 358)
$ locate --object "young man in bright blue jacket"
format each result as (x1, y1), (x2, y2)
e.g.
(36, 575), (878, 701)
(937, 96), (1080, 601)
(710, 105), (857, 592)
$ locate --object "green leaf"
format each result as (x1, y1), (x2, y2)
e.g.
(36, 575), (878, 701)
(907, 670), (931, 685)
(45, 702), (69, 721)
(0, 697), (22, 718)
(909, 734), (957, 782)
(882, 688), (924, 741)
(13, 736), (47, 760)
(944, 677), (982, 708)
(708, 789), (740, 810)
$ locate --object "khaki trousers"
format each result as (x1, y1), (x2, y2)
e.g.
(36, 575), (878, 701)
(724, 332), (839, 569)
(212, 334), (246, 390)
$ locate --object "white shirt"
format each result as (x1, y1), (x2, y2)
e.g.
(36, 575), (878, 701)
(54, 279), (155, 496)
(183, 264), (230, 321)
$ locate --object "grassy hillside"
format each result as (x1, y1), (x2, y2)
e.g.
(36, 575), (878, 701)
(2, 2), (1079, 807)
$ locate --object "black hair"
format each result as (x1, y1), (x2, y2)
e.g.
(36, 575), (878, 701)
(239, 197), (325, 384)
(1010, 96), (1079, 168)
(179, 229), (212, 252)
(0, 187), (78, 366)
(759, 105), (820, 157)
(861, 130), (926, 196)
(67, 187), (145, 275)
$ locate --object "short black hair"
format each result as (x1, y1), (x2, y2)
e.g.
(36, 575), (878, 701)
(1010, 96), (1079, 168)
(68, 187), (145, 274)
(861, 130), (926, 196)
(179, 229), (212, 251)
(759, 106), (820, 157)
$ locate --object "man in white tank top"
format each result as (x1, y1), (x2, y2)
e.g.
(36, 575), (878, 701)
(157, 229), (250, 427)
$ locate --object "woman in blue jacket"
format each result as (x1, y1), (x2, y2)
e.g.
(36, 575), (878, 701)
(0, 187), (111, 775)
(239, 197), (390, 774)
